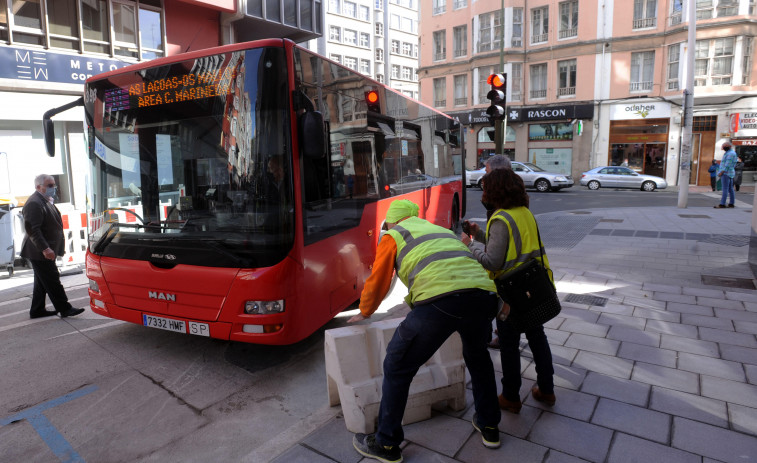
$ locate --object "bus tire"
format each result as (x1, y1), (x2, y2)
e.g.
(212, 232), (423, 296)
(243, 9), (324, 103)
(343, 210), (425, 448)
(450, 197), (461, 232)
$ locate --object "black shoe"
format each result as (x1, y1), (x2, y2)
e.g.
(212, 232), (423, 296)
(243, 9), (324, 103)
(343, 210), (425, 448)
(472, 413), (501, 449)
(714, 204), (726, 208)
(60, 308), (85, 318)
(353, 433), (402, 463)
(30, 310), (57, 319)
(728, 204), (735, 208)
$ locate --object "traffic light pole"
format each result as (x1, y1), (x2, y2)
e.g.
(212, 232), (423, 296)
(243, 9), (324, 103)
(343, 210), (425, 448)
(496, 0), (505, 155)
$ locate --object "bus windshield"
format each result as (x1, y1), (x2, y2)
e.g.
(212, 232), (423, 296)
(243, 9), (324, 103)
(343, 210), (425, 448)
(84, 47), (293, 268)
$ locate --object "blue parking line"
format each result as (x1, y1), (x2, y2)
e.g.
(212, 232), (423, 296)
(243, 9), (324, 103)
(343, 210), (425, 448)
(1, 384), (97, 462)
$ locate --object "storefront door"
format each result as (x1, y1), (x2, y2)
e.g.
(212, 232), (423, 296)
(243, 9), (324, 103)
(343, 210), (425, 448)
(609, 142), (666, 177)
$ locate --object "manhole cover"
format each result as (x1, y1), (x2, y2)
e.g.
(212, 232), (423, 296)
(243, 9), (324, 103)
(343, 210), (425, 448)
(570, 211), (592, 215)
(565, 294), (608, 307)
(678, 214), (710, 219)
(701, 275), (756, 289)
(600, 219), (624, 223)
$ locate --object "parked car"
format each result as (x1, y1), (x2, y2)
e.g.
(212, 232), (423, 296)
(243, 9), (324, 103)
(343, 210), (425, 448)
(465, 167), (486, 188)
(580, 166), (667, 191)
(389, 173), (435, 195)
(511, 162), (574, 192)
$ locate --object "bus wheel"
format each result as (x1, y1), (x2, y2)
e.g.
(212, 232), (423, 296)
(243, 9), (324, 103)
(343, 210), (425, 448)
(450, 197), (461, 232)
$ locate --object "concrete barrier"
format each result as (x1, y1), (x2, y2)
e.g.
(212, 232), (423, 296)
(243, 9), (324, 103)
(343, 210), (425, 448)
(325, 318), (467, 434)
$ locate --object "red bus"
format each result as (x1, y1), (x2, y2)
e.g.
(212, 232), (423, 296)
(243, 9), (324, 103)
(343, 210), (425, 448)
(45, 39), (465, 345)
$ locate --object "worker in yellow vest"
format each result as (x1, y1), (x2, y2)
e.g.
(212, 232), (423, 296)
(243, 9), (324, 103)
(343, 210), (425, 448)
(348, 199), (501, 463)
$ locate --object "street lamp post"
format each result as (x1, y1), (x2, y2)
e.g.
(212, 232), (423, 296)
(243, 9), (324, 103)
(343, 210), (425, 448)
(677, 0), (696, 208)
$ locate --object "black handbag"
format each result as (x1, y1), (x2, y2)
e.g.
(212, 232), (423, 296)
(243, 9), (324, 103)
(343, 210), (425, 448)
(494, 224), (561, 333)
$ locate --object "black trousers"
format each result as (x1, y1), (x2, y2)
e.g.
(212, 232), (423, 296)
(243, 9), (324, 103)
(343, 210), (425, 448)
(29, 259), (73, 315)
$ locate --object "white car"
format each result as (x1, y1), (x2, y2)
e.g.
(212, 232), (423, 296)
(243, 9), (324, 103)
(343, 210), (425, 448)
(511, 162), (574, 192)
(465, 167), (486, 187)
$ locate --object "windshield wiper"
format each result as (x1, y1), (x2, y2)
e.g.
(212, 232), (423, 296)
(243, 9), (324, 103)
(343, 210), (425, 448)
(92, 222), (116, 254)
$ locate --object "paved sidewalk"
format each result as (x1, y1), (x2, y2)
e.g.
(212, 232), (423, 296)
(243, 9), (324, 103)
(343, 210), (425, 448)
(274, 203), (757, 463)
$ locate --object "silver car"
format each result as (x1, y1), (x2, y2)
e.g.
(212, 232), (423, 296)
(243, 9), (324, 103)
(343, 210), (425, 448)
(580, 166), (668, 191)
(465, 167), (486, 187)
(512, 162), (574, 192)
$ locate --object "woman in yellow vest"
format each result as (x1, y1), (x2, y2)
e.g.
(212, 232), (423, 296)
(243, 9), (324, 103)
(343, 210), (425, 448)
(461, 168), (556, 413)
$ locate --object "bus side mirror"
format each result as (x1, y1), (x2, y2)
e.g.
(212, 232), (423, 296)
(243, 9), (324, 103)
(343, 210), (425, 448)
(299, 111), (325, 159)
(43, 118), (55, 157)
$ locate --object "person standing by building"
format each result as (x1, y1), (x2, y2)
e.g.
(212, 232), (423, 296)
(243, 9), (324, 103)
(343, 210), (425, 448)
(708, 160), (718, 192)
(348, 199), (502, 463)
(462, 168), (556, 414)
(734, 157), (744, 192)
(21, 174), (85, 319)
(715, 142), (738, 208)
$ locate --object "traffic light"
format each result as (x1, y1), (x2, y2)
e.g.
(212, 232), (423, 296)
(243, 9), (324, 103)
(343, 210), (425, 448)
(486, 73), (507, 126)
(365, 90), (380, 113)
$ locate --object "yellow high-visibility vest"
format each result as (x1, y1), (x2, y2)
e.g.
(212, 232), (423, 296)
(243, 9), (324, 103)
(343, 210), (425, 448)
(486, 207), (553, 283)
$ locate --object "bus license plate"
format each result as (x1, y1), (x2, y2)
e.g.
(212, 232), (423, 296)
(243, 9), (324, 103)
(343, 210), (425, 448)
(142, 314), (209, 337)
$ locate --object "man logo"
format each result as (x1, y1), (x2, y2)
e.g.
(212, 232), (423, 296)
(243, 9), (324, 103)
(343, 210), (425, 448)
(148, 291), (176, 302)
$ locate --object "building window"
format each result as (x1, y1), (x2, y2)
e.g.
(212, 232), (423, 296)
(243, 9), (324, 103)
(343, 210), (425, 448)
(390, 13), (399, 29)
(454, 0), (466, 9)
(375, 22), (383, 36)
(478, 9), (503, 52)
(530, 63), (547, 99)
(670, 0), (683, 25)
(558, 1), (578, 39)
(402, 42), (412, 56)
(557, 59), (576, 96)
(633, 0), (657, 29)
(667, 43), (680, 90)
(433, 77), (446, 107)
(402, 66), (411, 80)
(478, 65), (496, 104)
(433, 30), (446, 61)
(454, 74), (467, 106)
(717, 0), (738, 17)
(413, 44), (418, 57)
(343, 1), (356, 17)
(453, 25), (467, 58)
(511, 63), (522, 101)
(359, 5), (370, 21)
(743, 37), (753, 85)
(391, 39), (400, 54)
(531, 7), (549, 44)
(433, 0), (445, 15)
(343, 29), (357, 45)
(330, 25), (341, 41)
(377, 74), (384, 83)
(695, 37), (734, 86)
(359, 32), (369, 47)
(330, 53), (342, 63)
(344, 56), (357, 70)
(512, 8), (523, 47)
(630, 51), (655, 92)
(751, 0), (757, 14)
(375, 0), (383, 10)
(392, 64), (399, 78)
(375, 48), (384, 62)
(696, 0), (713, 20)
(329, 0), (340, 14)
(360, 59), (370, 74)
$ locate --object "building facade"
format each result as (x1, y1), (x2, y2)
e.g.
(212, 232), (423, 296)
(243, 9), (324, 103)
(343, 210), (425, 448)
(420, 0), (757, 186)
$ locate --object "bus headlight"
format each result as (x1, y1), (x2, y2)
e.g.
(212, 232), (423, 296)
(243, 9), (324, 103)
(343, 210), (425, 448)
(244, 300), (285, 314)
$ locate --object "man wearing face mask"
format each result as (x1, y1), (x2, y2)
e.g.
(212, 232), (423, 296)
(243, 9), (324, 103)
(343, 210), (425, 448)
(21, 174), (85, 319)
(714, 142), (738, 209)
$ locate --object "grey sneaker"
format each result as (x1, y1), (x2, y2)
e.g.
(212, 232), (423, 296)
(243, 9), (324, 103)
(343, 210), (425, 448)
(472, 413), (501, 449)
(353, 433), (403, 463)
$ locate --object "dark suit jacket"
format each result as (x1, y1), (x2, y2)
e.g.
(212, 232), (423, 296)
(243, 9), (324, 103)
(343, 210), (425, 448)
(20, 191), (65, 259)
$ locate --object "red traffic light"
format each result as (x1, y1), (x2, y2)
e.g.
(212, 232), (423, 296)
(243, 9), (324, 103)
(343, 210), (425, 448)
(487, 73), (506, 89)
(366, 90), (379, 104)
(365, 90), (380, 113)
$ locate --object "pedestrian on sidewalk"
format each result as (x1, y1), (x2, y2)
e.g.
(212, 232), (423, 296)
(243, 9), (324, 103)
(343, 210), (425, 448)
(461, 168), (556, 414)
(715, 142), (737, 208)
(21, 174), (85, 319)
(735, 157), (744, 192)
(348, 199), (502, 463)
(708, 160), (718, 191)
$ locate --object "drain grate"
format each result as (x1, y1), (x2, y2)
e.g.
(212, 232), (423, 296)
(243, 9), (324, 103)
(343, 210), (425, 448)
(702, 235), (750, 247)
(570, 211), (592, 215)
(600, 219), (624, 223)
(565, 293), (608, 307)
(678, 214), (711, 219)
(701, 275), (756, 289)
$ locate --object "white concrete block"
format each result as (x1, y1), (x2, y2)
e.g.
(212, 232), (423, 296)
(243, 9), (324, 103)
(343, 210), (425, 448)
(325, 317), (467, 433)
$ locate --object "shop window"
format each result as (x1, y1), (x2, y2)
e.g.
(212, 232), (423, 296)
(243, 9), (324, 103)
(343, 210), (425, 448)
(478, 126), (516, 143)
(529, 123), (573, 141)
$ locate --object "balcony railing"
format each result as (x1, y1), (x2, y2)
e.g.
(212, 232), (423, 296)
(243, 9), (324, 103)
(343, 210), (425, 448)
(632, 17), (657, 29)
(531, 33), (548, 44)
(454, 97), (467, 106)
(454, 49), (466, 58)
(557, 87), (576, 96)
(434, 52), (446, 61)
(530, 89), (547, 99)
(511, 92), (521, 101)
(558, 28), (577, 39)
(669, 11), (682, 26)
(629, 81), (653, 92)
(512, 38), (522, 47)
(667, 80), (679, 90)
(433, 6), (445, 15)
(434, 99), (446, 107)
(453, 0), (466, 9)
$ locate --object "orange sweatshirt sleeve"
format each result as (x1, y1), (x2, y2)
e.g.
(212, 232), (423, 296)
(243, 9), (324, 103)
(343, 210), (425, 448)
(358, 236), (398, 318)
